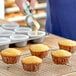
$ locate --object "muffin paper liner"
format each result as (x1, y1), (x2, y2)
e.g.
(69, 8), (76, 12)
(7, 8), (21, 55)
(22, 63), (41, 72)
(59, 44), (76, 53)
(52, 55), (70, 64)
(30, 50), (49, 59)
(1, 55), (20, 64)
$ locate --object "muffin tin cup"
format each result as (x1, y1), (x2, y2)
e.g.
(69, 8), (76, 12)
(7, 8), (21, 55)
(22, 63), (41, 72)
(15, 41), (28, 47)
(28, 31), (46, 43)
(51, 55), (71, 65)
(10, 34), (29, 47)
(15, 27), (32, 35)
(2, 23), (19, 31)
(0, 30), (15, 38)
(0, 38), (10, 51)
(0, 45), (9, 51)
(31, 36), (45, 43)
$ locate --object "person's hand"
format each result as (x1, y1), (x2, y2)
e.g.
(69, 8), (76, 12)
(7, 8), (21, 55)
(15, 0), (35, 11)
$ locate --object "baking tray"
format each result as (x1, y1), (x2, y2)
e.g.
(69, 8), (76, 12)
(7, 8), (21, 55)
(0, 51), (76, 76)
(0, 20), (45, 48)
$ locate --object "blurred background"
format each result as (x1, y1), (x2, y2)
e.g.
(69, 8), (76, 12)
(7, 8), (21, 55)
(4, 0), (46, 31)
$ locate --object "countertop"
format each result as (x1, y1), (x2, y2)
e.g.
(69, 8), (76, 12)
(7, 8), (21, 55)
(0, 19), (76, 76)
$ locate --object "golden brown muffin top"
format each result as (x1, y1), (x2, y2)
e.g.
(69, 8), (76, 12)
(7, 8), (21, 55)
(59, 40), (76, 46)
(21, 56), (42, 64)
(30, 44), (49, 52)
(1, 48), (21, 57)
(51, 50), (72, 57)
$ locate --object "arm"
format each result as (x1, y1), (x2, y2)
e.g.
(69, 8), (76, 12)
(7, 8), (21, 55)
(15, 0), (36, 27)
(15, 0), (35, 11)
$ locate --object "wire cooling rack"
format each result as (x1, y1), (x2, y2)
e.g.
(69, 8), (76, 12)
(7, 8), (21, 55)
(0, 51), (76, 76)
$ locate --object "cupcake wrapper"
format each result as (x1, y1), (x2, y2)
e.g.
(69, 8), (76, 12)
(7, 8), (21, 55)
(1, 55), (20, 64)
(59, 44), (76, 53)
(30, 50), (49, 59)
(52, 55), (70, 65)
(22, 63), (41, 72)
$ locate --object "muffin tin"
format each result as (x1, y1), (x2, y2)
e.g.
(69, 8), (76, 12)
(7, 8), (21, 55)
(0, 23), (46, 49)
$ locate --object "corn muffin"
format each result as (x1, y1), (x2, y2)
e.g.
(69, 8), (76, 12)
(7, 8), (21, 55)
(51, 50), (72, 64)
(58, 40), (76, 53)
(21, 56), (42, 72)
(1, 48), (21, 64)
(29, 44), (49, 59)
